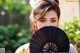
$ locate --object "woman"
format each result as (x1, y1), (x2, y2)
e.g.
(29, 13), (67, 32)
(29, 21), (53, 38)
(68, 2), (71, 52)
(15, 0), (78, 53)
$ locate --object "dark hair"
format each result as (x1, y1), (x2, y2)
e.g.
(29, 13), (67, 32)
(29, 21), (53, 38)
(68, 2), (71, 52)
(54, 0), (59, 4)
(43, 0), (59, 4)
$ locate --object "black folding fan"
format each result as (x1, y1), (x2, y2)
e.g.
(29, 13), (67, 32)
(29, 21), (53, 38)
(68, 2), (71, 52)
(30, 26), (70, 53)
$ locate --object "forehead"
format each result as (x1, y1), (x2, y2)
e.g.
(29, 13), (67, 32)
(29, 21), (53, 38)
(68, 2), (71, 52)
(41, 10), (58, 19)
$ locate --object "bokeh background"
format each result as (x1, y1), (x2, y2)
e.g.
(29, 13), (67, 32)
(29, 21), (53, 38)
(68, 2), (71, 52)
(0, 0), (80, 53)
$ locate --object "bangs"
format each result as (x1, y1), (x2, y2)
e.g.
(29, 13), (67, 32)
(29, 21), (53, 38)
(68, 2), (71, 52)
(33, 6), (50, 20)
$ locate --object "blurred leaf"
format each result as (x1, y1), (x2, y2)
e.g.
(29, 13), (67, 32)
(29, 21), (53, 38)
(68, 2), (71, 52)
(0, 24), (31, 53)
(0, 35), (4, 40)
(4, 5), (9, 11)
(0, 0), (3, 5)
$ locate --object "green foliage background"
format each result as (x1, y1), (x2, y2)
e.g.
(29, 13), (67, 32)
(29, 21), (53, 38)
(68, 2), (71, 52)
(0, 24), (31, 53)
(0, 0), (31, 16)
(0, 0), (31, 53)
(60, 17), (80, 53)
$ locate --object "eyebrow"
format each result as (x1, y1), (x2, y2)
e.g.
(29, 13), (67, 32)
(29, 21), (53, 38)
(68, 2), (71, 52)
(38, 17), (56, 20)
(39, 17), (46, 20)
(42, 17), (56, 19)
(51, 17), (56, 19)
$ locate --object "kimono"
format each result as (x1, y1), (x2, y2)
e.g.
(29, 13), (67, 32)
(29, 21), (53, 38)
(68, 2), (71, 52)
(15, 43), (78, 53)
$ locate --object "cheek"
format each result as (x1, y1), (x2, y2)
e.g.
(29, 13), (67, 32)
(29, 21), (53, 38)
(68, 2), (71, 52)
(53, 22), (58, 27)
(36, 23), (45, 29)
(51, 21), (59, 27)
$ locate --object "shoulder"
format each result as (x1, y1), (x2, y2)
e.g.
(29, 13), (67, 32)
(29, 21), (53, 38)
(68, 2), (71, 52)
(69, 44), (78, 53)
(15, 43), (30, 53)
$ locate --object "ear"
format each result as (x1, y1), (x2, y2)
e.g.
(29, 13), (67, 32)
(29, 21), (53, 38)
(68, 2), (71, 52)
(33, 21), (37, 32)
(34, 21), (37, 26)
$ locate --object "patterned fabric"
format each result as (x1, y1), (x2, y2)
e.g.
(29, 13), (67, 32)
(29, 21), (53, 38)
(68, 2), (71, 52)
(69, 44), (78, 53)
(15, 43), (78, 53)
(15, 43), (30, 53)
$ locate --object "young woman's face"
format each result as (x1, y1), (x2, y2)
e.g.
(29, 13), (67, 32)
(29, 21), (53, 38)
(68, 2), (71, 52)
(35, 10), (59, 29)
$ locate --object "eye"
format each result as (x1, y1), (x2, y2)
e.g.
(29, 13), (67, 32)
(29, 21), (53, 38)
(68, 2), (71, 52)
(51, 20), (56, 23)
(39, 19), (46, 23)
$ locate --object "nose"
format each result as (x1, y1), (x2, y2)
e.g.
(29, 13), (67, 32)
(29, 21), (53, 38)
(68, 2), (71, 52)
(45, 22), (51, 26)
